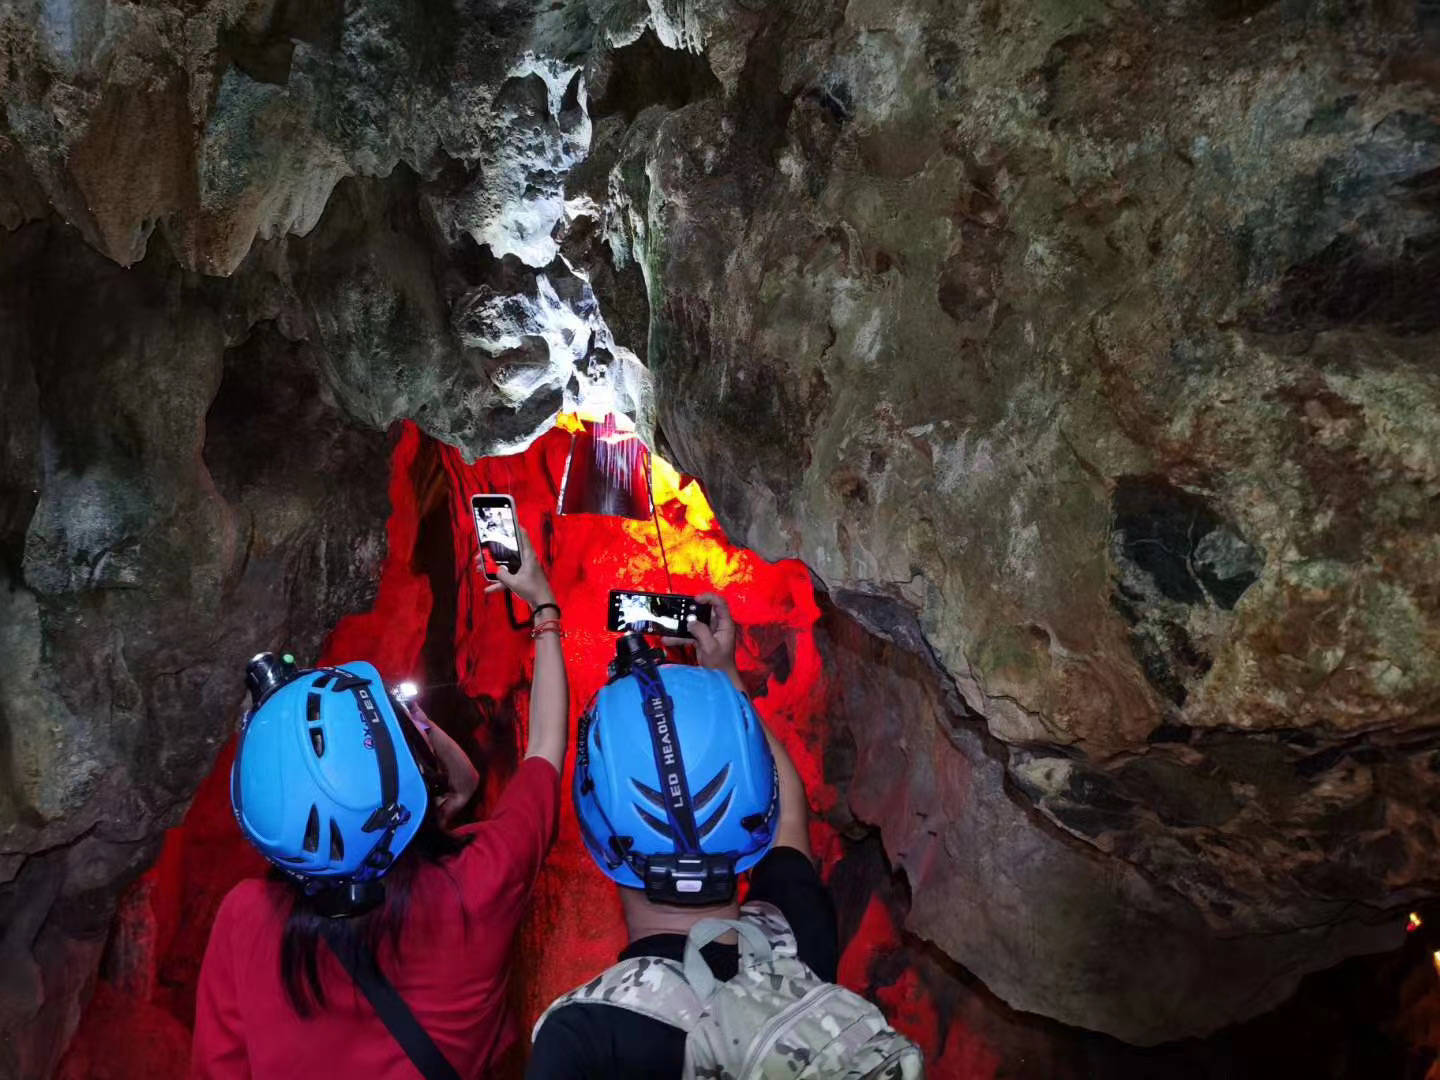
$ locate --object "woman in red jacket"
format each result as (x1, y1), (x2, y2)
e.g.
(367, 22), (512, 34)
(191, 526), (566, 1079)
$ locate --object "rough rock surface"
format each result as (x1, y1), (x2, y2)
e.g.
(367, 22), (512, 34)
(0, 0), (649, 454)
(3, 0), (1440, 1068)
(586, 0), (1440, 1045)
(0, 223), (390, 1079)
(0, 1), (655, 1070)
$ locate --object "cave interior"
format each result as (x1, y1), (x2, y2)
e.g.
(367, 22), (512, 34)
(3, 0), (1440, 1078)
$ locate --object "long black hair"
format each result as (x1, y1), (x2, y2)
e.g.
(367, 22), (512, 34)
(276, 815), (471, 1015)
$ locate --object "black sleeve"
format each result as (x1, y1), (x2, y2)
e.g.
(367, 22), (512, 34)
(527, 1003), (687, 1080)
(746, 845), (839, 982)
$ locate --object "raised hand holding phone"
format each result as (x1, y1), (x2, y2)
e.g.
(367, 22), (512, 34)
(668, 591), (809, 855)
(481, 522), (556, 609)
(665, 591), (739, 684)
(471, 494), (521, 580)
(474, 520), (567, 769)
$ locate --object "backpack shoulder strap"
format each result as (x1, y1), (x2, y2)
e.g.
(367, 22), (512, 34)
(739, 900), (799, 960)
(323, 927), (462, 1080)
(532, 956), (708, 1040)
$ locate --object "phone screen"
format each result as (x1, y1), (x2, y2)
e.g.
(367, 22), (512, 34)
(607, 591), (709, 637)
(471, 495), (519, 581)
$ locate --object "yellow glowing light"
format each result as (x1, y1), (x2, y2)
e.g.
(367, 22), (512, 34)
(557, 410), (637, 433)
(555, 413), (587, 434)
(552, 411), (748, 584)
(648, 454), (718, 534)
(1431, 950), (1440, 977)
(1410, 912), (1423, 932)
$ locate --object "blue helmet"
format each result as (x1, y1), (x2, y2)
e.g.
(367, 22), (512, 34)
(575, 639), (778, 904)
(230, 656), (436, 894)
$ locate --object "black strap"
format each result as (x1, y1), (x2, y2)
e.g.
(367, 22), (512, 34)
(632, 655), (701, 855)
(324, 927), (463, 1080)
(326, 670), (406, 871)
(340, 678), (399, 812)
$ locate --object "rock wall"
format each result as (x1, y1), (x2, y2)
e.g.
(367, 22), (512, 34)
(0, 2), (641, 1070)
(584, 0), (1440, 1045)
(0, 223), (390, 1078)
(2, 0), (1439, 1071)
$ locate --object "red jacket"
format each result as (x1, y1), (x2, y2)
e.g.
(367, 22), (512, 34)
(190, 756), (560, 1079)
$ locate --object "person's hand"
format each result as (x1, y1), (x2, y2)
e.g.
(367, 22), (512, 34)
(480, 523), (555, 609)
(664, 591), (737, 677)
(406, 701), (479, 827)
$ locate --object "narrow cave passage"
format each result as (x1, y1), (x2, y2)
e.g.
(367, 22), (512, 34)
(57, 417), (862, 1076)
(5, 0), (1439, 1072)
(55, 418), (1440, 1080)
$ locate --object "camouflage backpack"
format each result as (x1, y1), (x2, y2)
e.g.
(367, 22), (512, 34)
(534, 900), (924, 1079)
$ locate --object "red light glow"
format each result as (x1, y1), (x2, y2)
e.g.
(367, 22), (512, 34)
(60, 415), (992, 1077)
(425, 416), (829, 1020)
(59, 418), (836, 1075)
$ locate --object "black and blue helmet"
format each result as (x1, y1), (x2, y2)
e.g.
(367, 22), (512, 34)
(230, 656), (436, 898)
(574, 638), (779, 904)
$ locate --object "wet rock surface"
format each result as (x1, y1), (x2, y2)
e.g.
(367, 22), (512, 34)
(2, 0), (1440, 1068)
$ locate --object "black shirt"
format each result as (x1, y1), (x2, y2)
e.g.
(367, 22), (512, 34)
(525, 846), (838, 1079)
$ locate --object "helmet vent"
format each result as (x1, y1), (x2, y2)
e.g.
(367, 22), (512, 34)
(693, 764), (731, 810)
(311, 672), (333, 689)
(329, 818), (344, 861)
(630, 778), (666, 809)
(635, 805), (675, 840)
(698, 790), (735, 840)
(309, 726), (325, 757)
(306, 692), (322, 726)
(303, 805), (320, 853)
(740, 812), (767, 833)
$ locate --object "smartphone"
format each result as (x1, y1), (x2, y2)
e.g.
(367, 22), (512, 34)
(607, 590), (713, 637)
(471, 494), (520, 581)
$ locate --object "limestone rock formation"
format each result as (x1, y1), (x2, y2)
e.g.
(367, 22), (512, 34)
(0, 2), (634, 1070)
(588, 0), (1440, 1045)
(0, 224), (390, 1079)
(2, 0), (1440, 1070)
